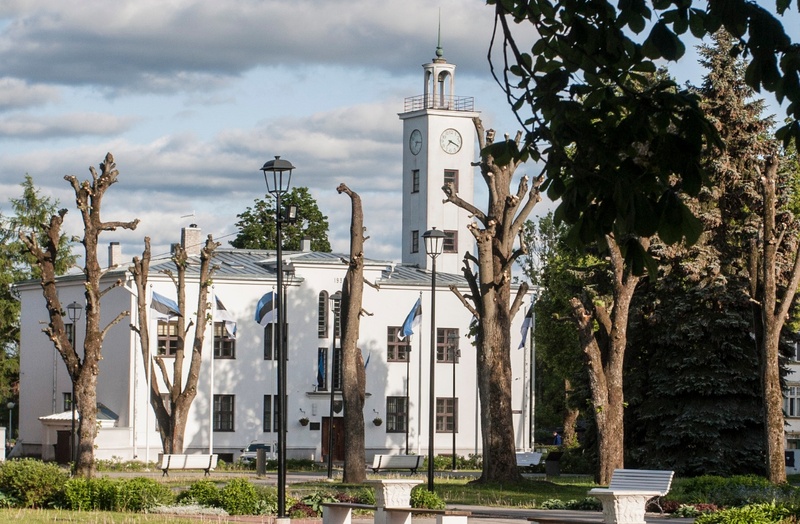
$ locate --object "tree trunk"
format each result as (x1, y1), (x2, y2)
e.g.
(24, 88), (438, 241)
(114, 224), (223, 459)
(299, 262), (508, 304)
(20, 153), (139, 477)
(336, 183), (367, 484)
(444, 119), (543, 483)
(749, 156), (800, 483)
(562, 379), (579, 447)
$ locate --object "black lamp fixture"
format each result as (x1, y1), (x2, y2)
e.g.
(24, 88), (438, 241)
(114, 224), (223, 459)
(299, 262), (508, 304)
(422, 227), (444, 492)
(260, 156), (295, 519)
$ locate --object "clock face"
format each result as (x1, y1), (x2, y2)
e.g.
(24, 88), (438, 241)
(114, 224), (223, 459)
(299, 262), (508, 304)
(409, 129), (422, 155)
(440, 128), (462, 154)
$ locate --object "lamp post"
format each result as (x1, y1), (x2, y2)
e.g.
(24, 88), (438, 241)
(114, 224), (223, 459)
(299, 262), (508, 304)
(327, 291), (342, 480)
(260, 156), (295, 519)
(66, 301), (83, 468)
(405, 342), (411, 455)
(423, 227), (444, 492)
(6, 402), (14, 452)
(447, 332), (459, 471)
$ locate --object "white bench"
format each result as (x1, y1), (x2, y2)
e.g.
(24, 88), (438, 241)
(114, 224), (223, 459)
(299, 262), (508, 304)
(159, 453), (218, 476)
(322, 502), (470, 524)
(371, 454), (424, 474)
(516, 451), (543, 468)
(587, 469), (674, 524)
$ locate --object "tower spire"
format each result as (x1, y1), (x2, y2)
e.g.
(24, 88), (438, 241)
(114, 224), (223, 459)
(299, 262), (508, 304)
(435, 9), (444, 61)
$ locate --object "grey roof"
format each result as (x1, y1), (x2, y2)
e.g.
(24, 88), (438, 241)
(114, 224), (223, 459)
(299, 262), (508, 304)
(377, 262), (469, 288)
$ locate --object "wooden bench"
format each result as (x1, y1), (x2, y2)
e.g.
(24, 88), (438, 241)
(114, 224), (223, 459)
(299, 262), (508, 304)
(371, 454), (424, 474)
(587, 469), (674, 524)
(159, 453), (218, 476)
(322, 502), (470, 524)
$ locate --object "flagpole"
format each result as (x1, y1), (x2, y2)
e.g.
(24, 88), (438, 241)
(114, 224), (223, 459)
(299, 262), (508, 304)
(146, 286), (152, 467)
(416, 291), (423, 455)
(209, 288), (215, 455)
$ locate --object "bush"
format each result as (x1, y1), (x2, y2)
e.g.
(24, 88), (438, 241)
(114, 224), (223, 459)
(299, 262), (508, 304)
(115, 477), (173, 512)
(673, 475), (800, 507)
(410, 485), (446, 510)
(62, 477), (117, 511)
(0, 459), (68, 508)
(177, 479), (221, 507)
(694, 502), (791, 524)
(220, 478), (259, 515)
(254, 485), (278, 515)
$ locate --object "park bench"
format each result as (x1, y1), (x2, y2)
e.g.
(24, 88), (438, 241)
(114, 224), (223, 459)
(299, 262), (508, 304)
(371, 454), (424, 474)
(516, 451), (543, 469)
(322, 502), (471, 524)
(587, 469), (674, 524)
(159, 453), (218, 476)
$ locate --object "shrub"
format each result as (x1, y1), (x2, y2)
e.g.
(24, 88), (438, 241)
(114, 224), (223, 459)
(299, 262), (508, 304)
(673, 475), (799, 507)
(410, 485), (445, 510)
(115, 477), (173, 512)
(254, 485), (278, 515)
(694, 502), (791, 524)
(62, 477), (117, 511)
(177, 479), (221, 507)
(220, 478), (259, 515)
(0, 459), (68, 508)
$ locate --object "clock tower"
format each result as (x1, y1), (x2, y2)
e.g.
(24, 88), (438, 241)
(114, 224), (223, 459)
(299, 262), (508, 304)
(399, 43), (479, 274)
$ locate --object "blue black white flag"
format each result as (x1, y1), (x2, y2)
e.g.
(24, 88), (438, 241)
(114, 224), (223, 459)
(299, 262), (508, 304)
(150, 291), (181, 319)
(214, 295), (237, 339)
(518, 302), (534, 349)
(255, 291), (276, 327)
(398, 298), (422, 340)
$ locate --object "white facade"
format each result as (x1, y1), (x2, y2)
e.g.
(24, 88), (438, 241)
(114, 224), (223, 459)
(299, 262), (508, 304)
(16, 48), (536, 464)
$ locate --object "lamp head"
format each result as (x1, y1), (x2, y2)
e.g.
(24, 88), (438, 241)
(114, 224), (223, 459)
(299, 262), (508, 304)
(261, 156), (295, 196)
(423, 227), (445, 258)
(67, 301), (83, 322)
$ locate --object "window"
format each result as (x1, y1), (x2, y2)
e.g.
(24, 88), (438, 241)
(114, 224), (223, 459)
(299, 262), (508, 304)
(411, 230), (419, 254)
(317, 348), (327, 391)
(318, 291), (329, 338)
(333, 346), (343, 391)
(786, 386), (800, 417)
(63, 392), (72, 412)
(387, 396), (408, 433)
(213, 394), (234, 432)
(333, 300), (341, 339)
(387, 327), (410, 362)
(437, 328), (460, 363)
(793, 341), (800, 362)
(213, 322), (236, 358)
(66, 323), (75, 347)
(157, 320), (179, 356)
(263, 394), (279, 432)
(444, 169), (459, 192)
(411, 170), (420, 193)
(436, 397), (458, 432)
(443, 231), (458, 253)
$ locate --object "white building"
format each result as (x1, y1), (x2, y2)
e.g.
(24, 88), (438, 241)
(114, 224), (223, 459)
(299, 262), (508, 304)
(16, 48), (535, 464)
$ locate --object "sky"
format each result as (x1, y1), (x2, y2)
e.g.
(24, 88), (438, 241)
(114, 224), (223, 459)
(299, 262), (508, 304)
(0, 0), (796, 265)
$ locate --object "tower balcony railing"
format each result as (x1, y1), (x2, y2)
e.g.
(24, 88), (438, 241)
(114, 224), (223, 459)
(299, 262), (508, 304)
(403, 94), (475, 112)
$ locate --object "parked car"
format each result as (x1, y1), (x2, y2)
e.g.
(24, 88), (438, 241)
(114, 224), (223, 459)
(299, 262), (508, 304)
(239, 442), (273, 465)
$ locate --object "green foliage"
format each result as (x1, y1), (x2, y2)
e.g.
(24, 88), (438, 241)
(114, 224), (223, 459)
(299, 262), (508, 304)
(694, 502), (791, 524)
(541, 497), (601, 511)
(410, 485), (446, 510)
(299, 491), (338, 514)
(0, 459), (68, 508)
(177, 479), (220, 507)
(254, 485), (278, 515)
(230, 187), (331, 252)
(671, 475), (800, 507)
(114, 477), (173, 512)
(62, 477), (117, 511)
(219, 478), (259, 515)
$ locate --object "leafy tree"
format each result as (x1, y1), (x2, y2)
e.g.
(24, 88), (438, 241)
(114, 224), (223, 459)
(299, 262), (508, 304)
(230, 187), (331, 252)
(444, 119), (544, 483)
(487, 0), (800, 271)
(130, 235), (218, 455)
(20, 153), (139, 477)
(335, 183), (367, 483)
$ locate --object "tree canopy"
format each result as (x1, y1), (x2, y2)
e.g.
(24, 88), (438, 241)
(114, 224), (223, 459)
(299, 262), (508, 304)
(230, 187), (331, 252)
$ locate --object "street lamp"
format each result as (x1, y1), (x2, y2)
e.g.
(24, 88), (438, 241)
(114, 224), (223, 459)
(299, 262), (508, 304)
(327, 291), (341, 480)
(66, 301), (83, 467)
(6, 401), (14, 452)
(423, 227), (444, 492)
(260, 156), (295, 519)
(447, 332), (460, 471)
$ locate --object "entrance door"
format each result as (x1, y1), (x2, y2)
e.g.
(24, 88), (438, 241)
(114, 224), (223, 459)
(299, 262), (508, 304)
(322, 417), (345, 462)
(55, 430), (71, 464)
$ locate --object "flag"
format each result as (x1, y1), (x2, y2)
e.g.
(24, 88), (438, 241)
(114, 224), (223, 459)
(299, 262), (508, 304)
(518, 302), (534, 349)
(255, 291), (276, 327)
(398, 298), (422, 340)
(150, 291), (181, 319)
(214, 295), (237, 339)
(317, 352), (325, 390)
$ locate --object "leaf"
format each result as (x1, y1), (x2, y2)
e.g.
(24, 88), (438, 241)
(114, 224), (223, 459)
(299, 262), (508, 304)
(643, 22), (686, 61)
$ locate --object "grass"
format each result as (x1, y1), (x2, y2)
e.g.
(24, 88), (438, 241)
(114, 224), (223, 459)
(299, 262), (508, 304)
(0, 508), (219, 523)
